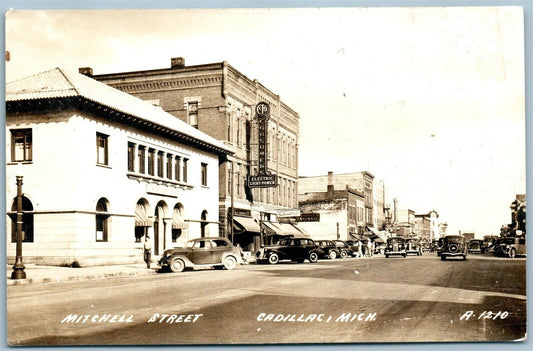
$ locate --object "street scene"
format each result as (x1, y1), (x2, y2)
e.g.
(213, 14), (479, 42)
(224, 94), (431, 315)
(4, 5), (527, 347)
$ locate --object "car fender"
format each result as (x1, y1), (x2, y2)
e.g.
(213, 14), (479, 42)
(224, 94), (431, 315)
(168, 254), (194, 267)
(264, 249), (289, 259)
(221, 251), (243, 264)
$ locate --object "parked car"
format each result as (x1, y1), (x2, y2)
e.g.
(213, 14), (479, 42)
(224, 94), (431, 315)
(316, 240), (342, 259)
(255, 237), (323, 264)
(468, 239), (485, 254)
(494, 237), (526, 258)
(405, 238), (423, 256)
(344, 240), (361, 256)
(333, 240), (354, 258)
(159, 237), (244, 273)
(385, 237), (406, 258)
(440, 235), (467, 261)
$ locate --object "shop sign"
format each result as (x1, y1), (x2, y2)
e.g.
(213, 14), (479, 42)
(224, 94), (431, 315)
(248, 101), (277, 188)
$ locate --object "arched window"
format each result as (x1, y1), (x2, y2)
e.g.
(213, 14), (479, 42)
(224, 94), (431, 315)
(10, 196), (34, 242)
(96, 198), (110, 242)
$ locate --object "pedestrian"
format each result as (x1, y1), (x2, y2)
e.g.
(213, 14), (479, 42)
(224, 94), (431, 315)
(143, 236), (152, 268)
(367, 239), (373, 257)
(357, 240), (363, 258)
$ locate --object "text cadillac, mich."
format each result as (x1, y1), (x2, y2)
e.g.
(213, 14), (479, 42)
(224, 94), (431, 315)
(256, 312), (377, 323)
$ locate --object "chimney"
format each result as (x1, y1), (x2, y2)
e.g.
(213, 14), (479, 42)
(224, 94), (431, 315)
(327, 171), (334, 198)
(170, 57), (185, 69)
(393, 198), (398, 223)
(79, 67), (93, 76)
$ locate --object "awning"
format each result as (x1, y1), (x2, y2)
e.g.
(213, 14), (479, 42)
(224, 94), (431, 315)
(172, 214), (188, 230)
(263, 221), (282, 235)
(233, 216), (261, 233)
(135, 203), (153, 227)
(365, 226), (380, 238)
(278, 223), (305, 236)
(374, 237), (385, 244)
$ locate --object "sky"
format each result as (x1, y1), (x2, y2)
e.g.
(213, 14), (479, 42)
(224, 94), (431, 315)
(4, 7), (526, 237)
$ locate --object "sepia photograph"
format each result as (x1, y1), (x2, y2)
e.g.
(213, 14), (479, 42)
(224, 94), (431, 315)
(3, 3), (528, 348)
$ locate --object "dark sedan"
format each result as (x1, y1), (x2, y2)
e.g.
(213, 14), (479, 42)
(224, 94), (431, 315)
(316, 240), (342, 259)
(255, 237), (323, 264)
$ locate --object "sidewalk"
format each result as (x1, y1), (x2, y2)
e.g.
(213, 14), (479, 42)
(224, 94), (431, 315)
(6, 263), (157, 286)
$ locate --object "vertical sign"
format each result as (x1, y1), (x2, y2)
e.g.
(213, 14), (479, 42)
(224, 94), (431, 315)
(248, 102), (277, 188)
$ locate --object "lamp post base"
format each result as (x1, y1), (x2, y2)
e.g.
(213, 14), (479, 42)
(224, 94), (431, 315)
(11, 268), (26, 280)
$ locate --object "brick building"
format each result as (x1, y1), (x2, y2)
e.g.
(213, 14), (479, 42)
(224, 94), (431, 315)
(83, 58), (301, 251)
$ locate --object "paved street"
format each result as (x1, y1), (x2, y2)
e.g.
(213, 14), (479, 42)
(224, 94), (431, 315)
(7, 253), (526, 345)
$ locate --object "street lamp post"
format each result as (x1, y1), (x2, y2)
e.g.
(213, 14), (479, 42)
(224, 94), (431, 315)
(11, 175), (26, 280)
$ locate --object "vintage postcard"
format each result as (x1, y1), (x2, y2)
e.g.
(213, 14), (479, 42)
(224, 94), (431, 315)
(4, 6), (527, 347)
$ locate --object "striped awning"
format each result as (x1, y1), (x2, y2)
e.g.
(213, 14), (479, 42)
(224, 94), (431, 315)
(233, 216), (261, 233)
(172, 214), (188, 229)
(135, 204), (153, 227)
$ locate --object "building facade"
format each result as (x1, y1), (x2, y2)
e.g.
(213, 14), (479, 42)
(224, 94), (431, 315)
(84, 58), (300, 251)
(298, 171), (381, 234)
(6, 68), (232, 266)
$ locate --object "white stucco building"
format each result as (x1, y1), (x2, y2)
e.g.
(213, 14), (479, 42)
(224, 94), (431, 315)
(6, 68), (232, 266)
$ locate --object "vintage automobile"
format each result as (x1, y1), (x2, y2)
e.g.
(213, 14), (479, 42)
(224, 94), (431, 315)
(494, 237), (526, 258)
(468, 239), (485, 254)
(385, 237), (406, 258)
(158, 237), (244, 273)
(255, 237), (323, 264)
(316, 240), (342, 259)
(344, 240), (362, 256)
(333, 240), (354, 258)
(405, 238), (423, 256)
(440, 235), (467, 260)
(436, 237), (445, 256)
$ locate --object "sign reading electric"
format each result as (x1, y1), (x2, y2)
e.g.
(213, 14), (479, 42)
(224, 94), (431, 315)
(247, 102), (278, 188)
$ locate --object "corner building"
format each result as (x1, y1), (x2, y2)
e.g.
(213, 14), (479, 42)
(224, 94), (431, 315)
(86, 58), (301, 251)
(6, 68), (232, 266)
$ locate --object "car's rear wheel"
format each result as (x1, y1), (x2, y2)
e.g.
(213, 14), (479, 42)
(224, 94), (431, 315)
(509, 248), (516, 259)
(223, 256), (237, 270)
(329, 251), (337, 259)
(309, 252), (318, 263)
(268, 253), (279, 265)
(169, 258), (185, 273)
(340, 250), (348, 259)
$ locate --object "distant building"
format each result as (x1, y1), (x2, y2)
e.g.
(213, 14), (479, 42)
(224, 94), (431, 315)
(414, 210), (439, 241)
(298, 172), (365, 240)
(6, 68), (232, 266)
(84, 57), (301, 251)
(394, 209), (415, 237)
(298, 171), (384, 234)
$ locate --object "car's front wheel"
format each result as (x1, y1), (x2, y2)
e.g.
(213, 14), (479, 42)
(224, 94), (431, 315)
(268, 253), (279, 265)
(169, 258), (185, 273)
(309, 252), (318, 263)
(223, 256), (237, 270)
(340, 250), (348, 259)
(329, 251), (337, 259)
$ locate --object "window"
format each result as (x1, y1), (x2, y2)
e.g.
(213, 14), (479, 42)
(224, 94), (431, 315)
(183, 158), (188, 182)
(127, 143), (135, 172)
(148, 149), (155, 176)
(201, 163), (208, 186)
(11, 129), (32, 162)
(175, 156), (181, 181)
(96, 133), (109, 165)
(166, 154), (173, 179)
(96, 198), (109, 242)
(157, 152), (164, 178)
(188, 102), (198, 129)
(138, 146), (146, 174)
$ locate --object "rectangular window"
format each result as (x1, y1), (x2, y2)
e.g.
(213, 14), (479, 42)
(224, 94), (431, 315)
(183, 158), (188, 182)
(166, 154), (173, 179)
(148, 149), (155, 176)
(201, 163), (208, 186)
(138, 146), (146, 174)
(127, 143), (135, 172)
(11, 129), (32, 162)
(175, 156), (181, 181)
(157, 152), (164, 178)
(96, 132), (109, 165)
(188, 102), (198, 129)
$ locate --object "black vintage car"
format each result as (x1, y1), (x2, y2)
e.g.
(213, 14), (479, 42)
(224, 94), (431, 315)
(316, 240), (342, 259)
(468, 239), (485, 254)
(255, 237), (323, 264)
(159, 237), (244, 273)
(440, 235), (467, 261)
(385, 237), (406, 258)
(405, 238), (423, 256)
(494, 237), (526, 258)
(333, 240), (354, 258)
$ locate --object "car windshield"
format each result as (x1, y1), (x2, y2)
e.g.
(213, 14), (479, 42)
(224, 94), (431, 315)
(445, 236), (463, 243)
(388, 238), (403, 244)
